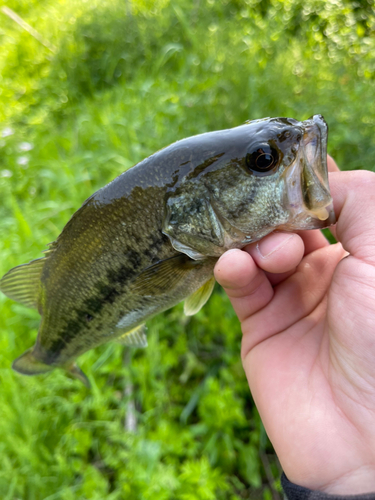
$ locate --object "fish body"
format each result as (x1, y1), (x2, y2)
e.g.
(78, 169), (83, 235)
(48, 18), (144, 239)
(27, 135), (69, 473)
(0, 115), (335, 384)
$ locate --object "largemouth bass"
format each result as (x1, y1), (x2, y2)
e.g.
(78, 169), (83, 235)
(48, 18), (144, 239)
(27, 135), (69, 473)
(0, 115), (335, 385)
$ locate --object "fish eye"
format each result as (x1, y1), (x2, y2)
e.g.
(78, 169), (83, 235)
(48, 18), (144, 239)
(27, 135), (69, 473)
(246, 144), (279, 174)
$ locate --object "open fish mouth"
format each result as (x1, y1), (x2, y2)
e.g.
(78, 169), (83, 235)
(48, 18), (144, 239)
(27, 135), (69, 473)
(284, 114), (336, 230)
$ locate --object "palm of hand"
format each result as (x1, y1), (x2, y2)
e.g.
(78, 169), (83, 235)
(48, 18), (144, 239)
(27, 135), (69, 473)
(214, 169), (375, 494)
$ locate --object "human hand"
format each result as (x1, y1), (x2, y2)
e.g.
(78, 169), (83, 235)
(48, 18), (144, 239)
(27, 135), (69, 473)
(214, 158), (375, 495)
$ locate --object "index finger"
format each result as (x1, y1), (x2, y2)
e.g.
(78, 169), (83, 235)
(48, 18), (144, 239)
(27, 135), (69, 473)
(328, 155), (340, 173)
(329, 170), (375, 264)
(214, 233), (305, 321)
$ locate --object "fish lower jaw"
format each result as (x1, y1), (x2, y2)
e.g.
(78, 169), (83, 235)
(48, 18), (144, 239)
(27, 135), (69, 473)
(309, 207), (330, 221)
(307, 202), (334, 222)
(278, 201), (335, 231)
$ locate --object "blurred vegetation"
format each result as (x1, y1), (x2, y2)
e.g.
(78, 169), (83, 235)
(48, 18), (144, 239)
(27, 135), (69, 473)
(0, 0), (374, 498)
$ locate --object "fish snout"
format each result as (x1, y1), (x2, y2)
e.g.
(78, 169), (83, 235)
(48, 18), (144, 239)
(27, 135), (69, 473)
(282, 114), (336, 230)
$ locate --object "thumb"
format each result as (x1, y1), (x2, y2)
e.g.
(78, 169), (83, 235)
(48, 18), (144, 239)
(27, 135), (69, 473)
(330, 170), (375, 265)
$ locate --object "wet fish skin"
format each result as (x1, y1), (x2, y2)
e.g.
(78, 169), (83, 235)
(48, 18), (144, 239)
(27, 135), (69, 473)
(0, 115), (335, 384)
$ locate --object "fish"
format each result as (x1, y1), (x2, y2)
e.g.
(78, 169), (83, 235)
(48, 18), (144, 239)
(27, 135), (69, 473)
(0, 114), (335, 386)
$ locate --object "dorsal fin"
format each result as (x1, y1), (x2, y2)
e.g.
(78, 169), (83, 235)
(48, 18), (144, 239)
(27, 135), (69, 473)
(0, 257), (48, 309)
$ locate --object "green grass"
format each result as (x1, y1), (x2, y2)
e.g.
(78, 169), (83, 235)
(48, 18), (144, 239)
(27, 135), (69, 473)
(0, 0), (374, 498)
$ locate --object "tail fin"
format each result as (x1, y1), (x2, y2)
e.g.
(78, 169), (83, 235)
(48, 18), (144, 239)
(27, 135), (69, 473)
(13, 348), (90, 387)
(12, 347), (54, 375)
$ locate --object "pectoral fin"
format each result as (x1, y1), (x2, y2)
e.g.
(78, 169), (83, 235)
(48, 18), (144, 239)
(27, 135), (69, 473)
(12, 347), (53, 375)
(184, 276), (215, 316)
(116, 324), (148, 348)
(0, 257), (48, 309)
(131, 254), (202, 296)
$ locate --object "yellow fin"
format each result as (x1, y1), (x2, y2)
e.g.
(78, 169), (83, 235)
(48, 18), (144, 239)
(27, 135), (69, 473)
(184, 276), (215, 316)
(12, 347), (53, 375)
(0, 257), (48, 309)
(116, 324), (148, 348)
(131, 254), (201, 296)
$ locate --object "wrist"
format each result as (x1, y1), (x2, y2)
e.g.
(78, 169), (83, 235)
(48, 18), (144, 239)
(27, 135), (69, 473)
(291, 466), (375, 496)
(320, 466), (375, 496)
(282, 471), (375, 500)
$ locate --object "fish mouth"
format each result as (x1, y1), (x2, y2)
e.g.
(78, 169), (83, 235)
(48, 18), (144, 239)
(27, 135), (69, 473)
(283, 114), (336, 230)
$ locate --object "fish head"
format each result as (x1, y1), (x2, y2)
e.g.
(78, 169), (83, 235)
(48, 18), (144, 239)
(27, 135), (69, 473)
(190, 114), (336, 246)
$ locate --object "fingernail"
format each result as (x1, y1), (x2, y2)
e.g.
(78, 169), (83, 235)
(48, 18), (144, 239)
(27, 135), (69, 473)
(257, 233), (294, 258)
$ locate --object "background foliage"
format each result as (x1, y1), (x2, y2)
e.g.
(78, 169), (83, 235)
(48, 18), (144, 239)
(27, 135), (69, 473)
(0, 0), (374, 498)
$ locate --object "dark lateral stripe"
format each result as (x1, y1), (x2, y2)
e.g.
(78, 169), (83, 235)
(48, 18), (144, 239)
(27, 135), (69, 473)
(45, 235), (169, 357)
